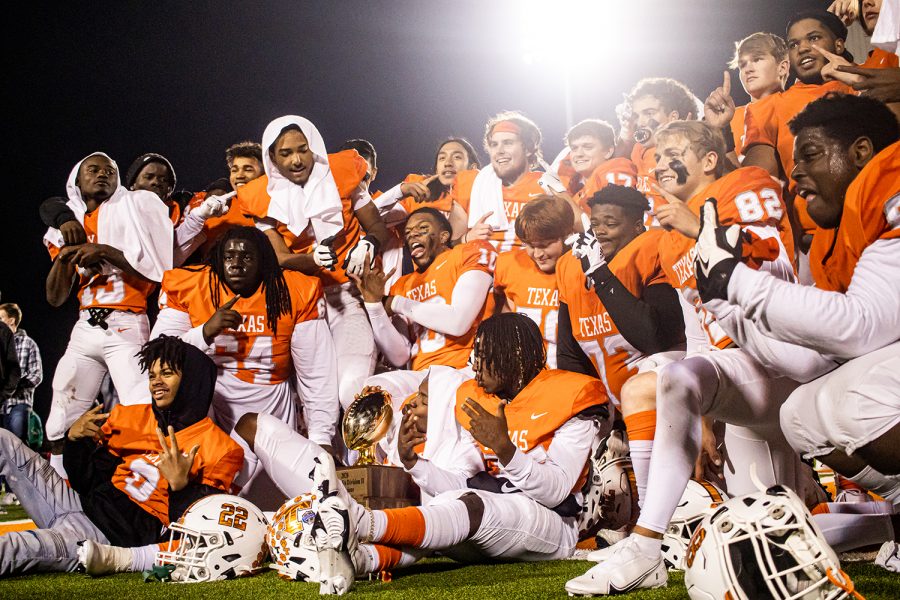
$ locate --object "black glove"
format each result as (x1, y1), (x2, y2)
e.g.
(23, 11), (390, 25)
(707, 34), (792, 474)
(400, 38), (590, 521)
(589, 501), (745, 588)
(694, 199), (743, 302)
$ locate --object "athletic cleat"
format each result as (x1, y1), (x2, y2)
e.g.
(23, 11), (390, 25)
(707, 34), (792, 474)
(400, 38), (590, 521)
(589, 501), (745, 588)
(77, 539), (133, 576)
(566, 536), (667, 595)
(312, 495), (358, 595)
(585, 533), (631, 563)
(875, 541), (900, 573)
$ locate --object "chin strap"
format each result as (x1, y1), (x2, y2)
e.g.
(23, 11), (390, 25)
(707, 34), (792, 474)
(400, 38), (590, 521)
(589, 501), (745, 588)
(826, 567), (865, 600)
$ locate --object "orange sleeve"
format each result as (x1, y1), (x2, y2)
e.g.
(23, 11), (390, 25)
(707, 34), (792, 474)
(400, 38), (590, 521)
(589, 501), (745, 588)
(730, 105), (747, 156)
(493, 250), (513, 291)
(197, 441), (244, 492)
(554, 253), (578, 305)
(454, 380), (500, 430)
(187, 191), (207, 211)
(159, 268), (199, 313)
(742, 95), (779, 151)
(328, 150), (368, 198)
(862, 48), (900, 68)
(448, 170), (477, 214)
(570, 377), (609, 413)
(459, 240), (497, 277)
(237, 176), (271, 220)
(289, 272), (325, 324)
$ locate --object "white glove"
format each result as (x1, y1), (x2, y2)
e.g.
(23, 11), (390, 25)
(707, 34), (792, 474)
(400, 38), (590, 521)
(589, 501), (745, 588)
(570, 229), (607, 289)
(342, 236), (377, 277)
(314, 235), (338, 271)
(193, 191), (235, 219)
(694, 199), (743, 302)
(538, 158), (567, 194)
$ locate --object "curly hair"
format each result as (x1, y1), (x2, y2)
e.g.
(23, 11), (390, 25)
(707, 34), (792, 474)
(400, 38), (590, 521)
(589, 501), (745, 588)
(473, 313), (546, 400)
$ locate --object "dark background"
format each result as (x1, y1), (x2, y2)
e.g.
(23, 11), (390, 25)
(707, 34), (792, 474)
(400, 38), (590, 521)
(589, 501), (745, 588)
(4, 0), (825, 418)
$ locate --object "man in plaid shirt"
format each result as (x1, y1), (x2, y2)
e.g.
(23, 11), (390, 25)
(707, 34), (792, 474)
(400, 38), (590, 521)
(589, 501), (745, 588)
(0, 303), (43, 442)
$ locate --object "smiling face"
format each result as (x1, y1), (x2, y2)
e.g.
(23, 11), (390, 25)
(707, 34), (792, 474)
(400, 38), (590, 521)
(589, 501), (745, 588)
(568, 135), (614, 177)
(222, 238), (262, 295)
(631, 95), (679, 146)
(133, 161), (173, 199)
(523, 237), (566, 274)
(654, 133), (717, 201)
(791, 126), (862, 229)
(488, 131), (529, 184)
(787, 18), (843, 85)
(589, 203), (644, 260)
(149, 359), (182, 409)
(229, 156), (264, 189)
(737, 51), (788, 99)
(435, 141), (472, 186)
(270, 128), (315, 185)
(404, 212), (449, 270)
(78, 155), (117, 201)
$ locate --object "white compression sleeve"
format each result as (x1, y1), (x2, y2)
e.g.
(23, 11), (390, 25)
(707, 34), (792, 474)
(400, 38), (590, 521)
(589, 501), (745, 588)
(390, 270), (493, 337)
(150, 307), (212, 351)
(364, 301), (413, 367)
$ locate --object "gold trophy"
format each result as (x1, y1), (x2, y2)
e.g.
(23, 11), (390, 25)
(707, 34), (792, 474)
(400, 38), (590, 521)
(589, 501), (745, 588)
(338, 386), (420, 509)
(342, 386), (393, 465)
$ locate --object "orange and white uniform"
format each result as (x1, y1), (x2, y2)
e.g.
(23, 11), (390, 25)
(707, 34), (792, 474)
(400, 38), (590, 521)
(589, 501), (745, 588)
(451, 168), (545, 252)
(43, 153), (174, 446)
(658, 166), (794, 351)
(493, 249), (560, 367)
(184, 190), (256, 258)
(104, 404), (244, 525)
(556, 229), (670, 403)
(742, 80), (851, 233)
(152, 266), (339, 443)
(730, 104), (748, 160)
(575, 158), (640, 212)
(241, 115), (378, 410)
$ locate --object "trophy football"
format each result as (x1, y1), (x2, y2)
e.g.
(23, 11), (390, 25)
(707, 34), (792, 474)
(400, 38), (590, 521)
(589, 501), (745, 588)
(338, 386), (420, 509)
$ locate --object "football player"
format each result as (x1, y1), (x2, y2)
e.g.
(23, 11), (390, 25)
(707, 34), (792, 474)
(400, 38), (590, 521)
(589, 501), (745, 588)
(235, 314), (609, 594)
(556, 185), (684, 503)
(704, 32), (790, 161)
(0, 336), (243, 576)
(494, 196), (573, 368)
(240, 115), (389, 410)
(152, 226), (339, 451)
(695, 93), (900, 504)
(43, 152), (174, 478)
(449, 111), (546, 252)
(351, 207), (494, 402)
(565, 120), (811, 595)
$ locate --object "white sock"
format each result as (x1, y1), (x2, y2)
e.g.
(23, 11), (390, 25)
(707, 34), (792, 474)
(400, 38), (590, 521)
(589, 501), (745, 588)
(851, 466), (900, 505)
(48, 453), (68, 480)
(633, 533), (663, 557)
(229, 429), (259, 491)
(130, 544), (157, 571)
(629, 440), (653, 509)
(812, 512), (895, 552)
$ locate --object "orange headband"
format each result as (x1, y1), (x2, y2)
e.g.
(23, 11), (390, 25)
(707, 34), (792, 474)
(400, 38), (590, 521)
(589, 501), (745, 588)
(491, 120), (521, 136)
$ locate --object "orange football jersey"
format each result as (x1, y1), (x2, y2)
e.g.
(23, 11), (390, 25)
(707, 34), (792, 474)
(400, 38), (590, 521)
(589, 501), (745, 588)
(810, 140), (900, 293)
(494, 248), (559, 367)
(390, 240), (496, 370)
(450, 169), (546, 252)
(658, 166), (793, 348)
(743, 80), (851, 232)
(187, 191), (257, 256)
(862, 47), (899, 69)
(631, 143), (664, 225)
(575, 158), (640, 213)
(239, 150), (369, 288)
(455, 369), (607, 489)
(556, 229), (667, 403)
(47, 207), (156, 313)
(398, 173), (454, 215)
(159, 266), (325, 385)
(103, 403), (243, 525)
(730, 104), (748, 159)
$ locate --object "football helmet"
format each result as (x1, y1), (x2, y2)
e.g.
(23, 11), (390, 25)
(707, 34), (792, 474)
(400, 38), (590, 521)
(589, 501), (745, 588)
(157, 494), (269, 582)
(684, 484), (859, 600)
(661, 479), (728, 570)
(578, 427), (639, 541)
(266, 493), (321, 582)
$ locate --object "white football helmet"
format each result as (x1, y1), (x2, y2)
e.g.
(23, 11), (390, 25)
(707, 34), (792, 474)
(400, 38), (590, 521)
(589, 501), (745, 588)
(266, 493), (321, 582)
(157, 494), (269, 582)
(685, 484), (858, 600)
(661, 479), (728, 570)
(577, 427), (639, 541)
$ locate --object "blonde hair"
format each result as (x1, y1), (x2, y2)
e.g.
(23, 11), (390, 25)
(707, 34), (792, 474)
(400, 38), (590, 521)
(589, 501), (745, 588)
(656, 121), (726, 177)
(728, 32), (788, 70)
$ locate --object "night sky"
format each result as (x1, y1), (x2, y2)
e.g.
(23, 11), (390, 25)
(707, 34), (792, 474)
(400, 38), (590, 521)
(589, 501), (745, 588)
(5, 0), (823, 417)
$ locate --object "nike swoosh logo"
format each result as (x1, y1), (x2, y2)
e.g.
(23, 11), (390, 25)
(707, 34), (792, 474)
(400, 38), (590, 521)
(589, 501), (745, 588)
(116, 328), (129, 333)
(434, 261), (447, 270)
(528, 193), (542, 197)
(500, 481), (519, 493)
(696, 256), (710, 276)
(531, 412), (548, 420)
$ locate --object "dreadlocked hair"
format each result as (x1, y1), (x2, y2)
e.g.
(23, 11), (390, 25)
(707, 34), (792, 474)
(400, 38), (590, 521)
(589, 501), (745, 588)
(474, 313), (546, 400)
(137, 335), (186, 373)
(205, 226), (292, 334)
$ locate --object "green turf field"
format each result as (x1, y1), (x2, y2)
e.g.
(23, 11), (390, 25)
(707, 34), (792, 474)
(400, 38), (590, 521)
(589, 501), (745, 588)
(1, 557), (897, 600)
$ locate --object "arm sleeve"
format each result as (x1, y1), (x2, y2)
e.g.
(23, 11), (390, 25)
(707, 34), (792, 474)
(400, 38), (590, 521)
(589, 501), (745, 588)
(291, 319), (340, 445)
(678, 293), (709, 354)
(150, 307), (212, 351)
(727, 238), (900, 359)
(592, 266), (685, 354)
(556, 302), (599, 377)
(407, 456), (472, 497)
(351, 184), (373, 211)
(173, 211), (207, 266)
(363, 301), (413, 367)
(501, 416), (598, 507)
(373, 184), (405, 211)
(39, 196), (76, 229)
(390, 270), (493, 337)
(708, 299), (839, 382)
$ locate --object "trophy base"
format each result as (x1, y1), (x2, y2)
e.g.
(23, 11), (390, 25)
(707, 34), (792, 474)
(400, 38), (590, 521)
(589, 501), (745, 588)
(338, 465), (420, 509)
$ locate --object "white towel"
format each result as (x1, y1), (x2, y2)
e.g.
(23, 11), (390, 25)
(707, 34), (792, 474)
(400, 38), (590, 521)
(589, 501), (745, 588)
(43, 152), (173, 282)
(872, 0), (900, 54)
(467, 165), (509, 231)
(261, 115), (345, 241)
(420, 366), (477, 466)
